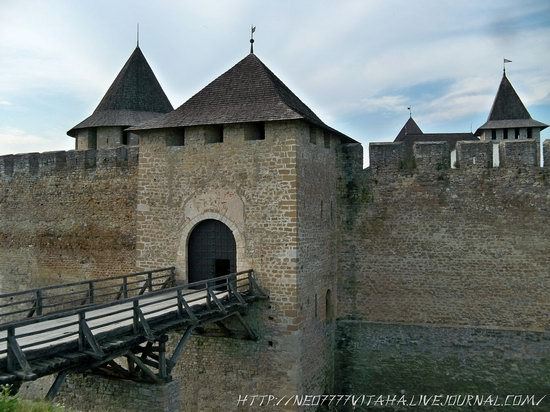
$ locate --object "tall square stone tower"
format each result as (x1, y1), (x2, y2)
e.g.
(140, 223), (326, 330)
(129, 52), (358, 410)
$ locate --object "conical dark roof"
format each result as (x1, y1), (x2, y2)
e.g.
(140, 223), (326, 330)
(394, 117), (423, 141)
(476, 73), (547, 134)
(130, 53), (355, 142)
(67, 47), (173, 137)
(394, 117), (477, 150)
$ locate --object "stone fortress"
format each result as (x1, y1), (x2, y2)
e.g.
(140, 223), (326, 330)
(0, 39), (549, 411)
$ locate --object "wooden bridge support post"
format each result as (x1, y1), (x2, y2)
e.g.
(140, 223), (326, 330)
(45, 370), (68, 401)
(158, 335), (168, 380)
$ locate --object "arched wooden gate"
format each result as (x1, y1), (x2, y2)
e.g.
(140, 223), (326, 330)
(187, 219), (237, 284)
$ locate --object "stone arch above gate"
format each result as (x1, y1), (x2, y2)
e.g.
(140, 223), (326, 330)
(176, 212), (247, 282)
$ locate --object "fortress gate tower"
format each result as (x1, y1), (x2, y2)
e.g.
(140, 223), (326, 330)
(124, 50), (359, 409)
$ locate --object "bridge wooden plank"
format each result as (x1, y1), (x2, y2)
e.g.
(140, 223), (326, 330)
(0, 271), (258, 384)
(0, 288), (232, 359)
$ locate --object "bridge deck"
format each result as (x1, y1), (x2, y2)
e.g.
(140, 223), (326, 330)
(0, 269), (265, 388)
(0, 289), (212, 358)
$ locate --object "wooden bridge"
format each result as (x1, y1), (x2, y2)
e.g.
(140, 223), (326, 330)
(0, 268), (266, 399)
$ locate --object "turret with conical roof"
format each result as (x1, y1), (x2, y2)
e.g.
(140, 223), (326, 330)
(394, 117), (423, 142)
(68, 46), (173, 150)
(475, 72), (547, 142)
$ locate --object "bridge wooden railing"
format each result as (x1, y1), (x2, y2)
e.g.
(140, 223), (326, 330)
(0, 269), (264, 385)
(0, 267), (176, 324)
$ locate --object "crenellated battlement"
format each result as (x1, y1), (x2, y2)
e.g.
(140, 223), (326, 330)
(413, 141), (450, 171)
(456, 141), (493, 169)
(368, 139), (549, 172)
(368, 142), (405, 172)
(0, 146), (139, 179)
(499, 140), (540, 168)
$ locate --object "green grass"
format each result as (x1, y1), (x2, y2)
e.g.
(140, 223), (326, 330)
(0, 386), (66, 412)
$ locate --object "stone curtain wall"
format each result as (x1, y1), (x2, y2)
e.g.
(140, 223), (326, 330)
(0, 147), (138, 292)
(296, 126), (341, 396)
(337, 140), (550, 397)
(134, 120), (307, 410)
(336, 322), (550, 409)
(340, 141), (550, 328)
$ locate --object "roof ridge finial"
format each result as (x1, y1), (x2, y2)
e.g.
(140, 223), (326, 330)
(137, 23), (140, 48)
(250, 25), (256, 54)
(408, 106), (412, 118)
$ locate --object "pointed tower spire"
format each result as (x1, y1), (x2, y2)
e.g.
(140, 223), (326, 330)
(394, 116), (423, 141)
(250, 25), (256, 54)
(487, 73), (531, 121)
(475, 71), (547, 136)
(67, 46), (173, 137)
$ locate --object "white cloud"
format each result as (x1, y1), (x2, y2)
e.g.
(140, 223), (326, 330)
(0, 128), (73, 156)
(334, 95), (409, 116)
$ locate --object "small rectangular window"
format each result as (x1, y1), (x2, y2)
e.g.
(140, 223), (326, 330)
(309, 125), (317, 144)
(206, 125), (223, 144)
(323, 131), (331, 148)
(515, 128), (520, 139)
(503, 129), (509, 139)
(87, 130), (98, 149)
(166, 128), (185, 146)
(245, 122), (265, 140)
(527, 128), (532, 139)
(491, 129), (496, 140)
(122, 131), (129, 145)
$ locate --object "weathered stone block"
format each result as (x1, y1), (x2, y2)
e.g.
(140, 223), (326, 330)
(369, 142), (404, 171)
(413, 141), (450, 171)
(84, 149), (97, 169)
(96, 148), (118, 169)
(66, 150), (86, 170)
(12, 153), (39, 175)
(499, 140), (539, 168)
(38, 151), (67, 173)
(128, 146), (139, 166)
(456, 141), (492, 169)
(0, 155), (14, 177)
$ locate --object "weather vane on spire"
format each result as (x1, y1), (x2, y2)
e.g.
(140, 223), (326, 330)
(250, 25), (256, 54)
(137, 23), (140, 48)
(503, 58), (512, 74)
(408, 106), (412, 118)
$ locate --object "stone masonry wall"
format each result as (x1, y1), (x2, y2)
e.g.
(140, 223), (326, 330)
(340, 140), (550, 329)
(336, 140), (550, 400)
(134, 120), (305, 411)
(335, 322), (550, 411)
(296, 126), (340, 397)
(0, 147), (138, 292)
(56, 374), (180, 412)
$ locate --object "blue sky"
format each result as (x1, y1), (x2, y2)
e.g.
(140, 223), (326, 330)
(0, 0), (549, 156)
